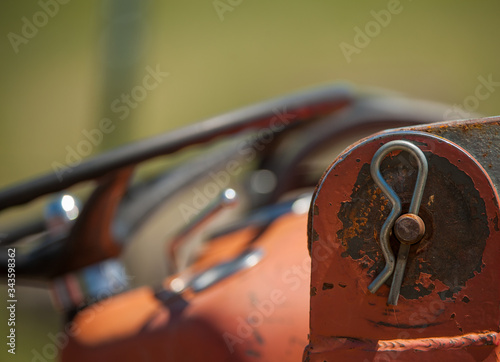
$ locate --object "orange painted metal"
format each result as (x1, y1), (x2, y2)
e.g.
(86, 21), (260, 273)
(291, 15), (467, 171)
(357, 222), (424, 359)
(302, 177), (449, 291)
(59, 120), (500, 361)
(61, 212), (311, 361)
(305, 130), (500, 361)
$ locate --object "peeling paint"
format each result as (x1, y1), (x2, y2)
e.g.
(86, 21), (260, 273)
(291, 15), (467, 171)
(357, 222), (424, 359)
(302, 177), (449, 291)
(322, 283), (334, 290)
(336, 152), (489, 300)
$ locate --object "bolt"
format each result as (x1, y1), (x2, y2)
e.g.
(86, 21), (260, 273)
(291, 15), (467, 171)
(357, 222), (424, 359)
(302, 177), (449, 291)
(394, 213), (425, 245)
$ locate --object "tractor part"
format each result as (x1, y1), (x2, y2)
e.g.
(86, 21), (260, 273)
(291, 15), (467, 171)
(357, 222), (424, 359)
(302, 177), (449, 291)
(305, 118), (500, 361)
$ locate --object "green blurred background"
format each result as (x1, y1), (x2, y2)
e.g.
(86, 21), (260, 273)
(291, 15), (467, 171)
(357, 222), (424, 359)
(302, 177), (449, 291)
(1, 0), (500, 360)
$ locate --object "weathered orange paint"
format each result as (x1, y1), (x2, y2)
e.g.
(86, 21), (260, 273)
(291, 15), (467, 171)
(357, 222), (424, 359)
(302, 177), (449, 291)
(305, 131), (500, 361)
(62, 213), (311, 361)
(60, 120), (500, 361)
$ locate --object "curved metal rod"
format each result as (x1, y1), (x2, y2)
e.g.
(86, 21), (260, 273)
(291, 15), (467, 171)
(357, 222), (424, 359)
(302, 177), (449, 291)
(368, 140), (428, 293)
(0, 85), (352, 212)
(387, 141), (428, 304)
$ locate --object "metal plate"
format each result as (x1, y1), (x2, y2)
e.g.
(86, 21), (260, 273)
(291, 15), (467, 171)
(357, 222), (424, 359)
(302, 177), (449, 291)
(306, 130), (500, 361)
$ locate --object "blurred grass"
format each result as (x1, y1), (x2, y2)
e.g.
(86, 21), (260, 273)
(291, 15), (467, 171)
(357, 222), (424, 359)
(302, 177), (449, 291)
(1, 0), (500, 360)
(1, 0), (500, 187)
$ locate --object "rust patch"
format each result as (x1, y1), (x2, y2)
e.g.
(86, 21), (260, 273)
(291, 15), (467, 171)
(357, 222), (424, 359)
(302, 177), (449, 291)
(322, 283), (334, 290)
(312, 228), (319, 242)
(377, 332), (498, 352)
(307, 226), (319, 255)
(433, 122), (485, 135)
(336, 151), (489, 300)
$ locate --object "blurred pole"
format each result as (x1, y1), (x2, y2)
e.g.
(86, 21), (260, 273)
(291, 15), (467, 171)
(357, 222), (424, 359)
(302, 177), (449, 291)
(98, 0), (146, 150)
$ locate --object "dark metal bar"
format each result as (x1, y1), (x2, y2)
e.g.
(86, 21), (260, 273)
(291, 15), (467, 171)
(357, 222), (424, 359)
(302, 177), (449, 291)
(0, 85), (353, 211)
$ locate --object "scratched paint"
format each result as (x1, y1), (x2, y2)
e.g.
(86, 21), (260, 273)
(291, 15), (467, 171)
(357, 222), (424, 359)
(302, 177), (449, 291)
(336, 151), (489, 300)
(306, 127), (500, 361)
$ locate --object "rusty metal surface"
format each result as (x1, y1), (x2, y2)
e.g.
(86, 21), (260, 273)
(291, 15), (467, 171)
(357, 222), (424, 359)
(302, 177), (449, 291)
(303, 332), (500, 361)
(394, 213), (425, 245)
(376, 332), (499, 352)
(402, 117), (500, 191)
(336, 136), (490, 301)
(305, 126), (500, 361)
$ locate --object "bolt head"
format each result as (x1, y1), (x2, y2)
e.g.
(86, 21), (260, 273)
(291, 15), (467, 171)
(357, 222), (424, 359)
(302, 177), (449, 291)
(394, 213), (425, 245)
